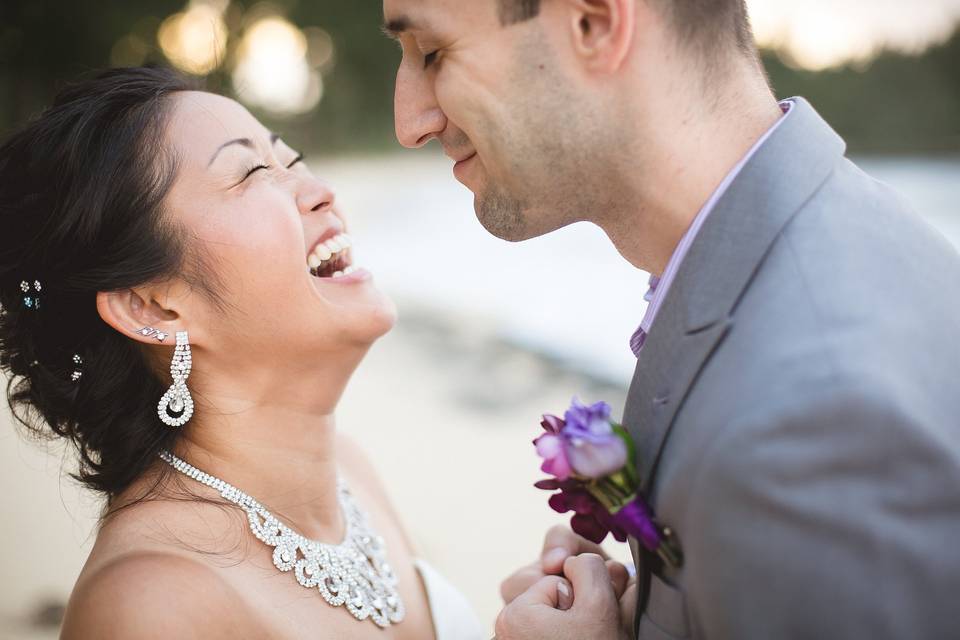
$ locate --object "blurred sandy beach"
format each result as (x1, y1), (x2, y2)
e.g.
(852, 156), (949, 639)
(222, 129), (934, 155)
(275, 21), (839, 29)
(2, 153), (957, 639)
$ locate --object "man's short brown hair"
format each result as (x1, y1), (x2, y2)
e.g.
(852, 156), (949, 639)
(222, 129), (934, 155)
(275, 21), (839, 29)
(497, 0), (756, 56)
(498, 0), (541, 25)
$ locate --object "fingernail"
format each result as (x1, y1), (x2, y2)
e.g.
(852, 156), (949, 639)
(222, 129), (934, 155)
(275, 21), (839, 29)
(557, 579), (573, 611)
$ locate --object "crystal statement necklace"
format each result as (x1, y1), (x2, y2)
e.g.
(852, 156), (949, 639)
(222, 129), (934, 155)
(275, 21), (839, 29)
(159, 450), (406, 628)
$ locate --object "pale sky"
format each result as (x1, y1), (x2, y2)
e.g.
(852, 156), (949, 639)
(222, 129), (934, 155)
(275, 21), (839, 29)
(748, 0), (960, 69)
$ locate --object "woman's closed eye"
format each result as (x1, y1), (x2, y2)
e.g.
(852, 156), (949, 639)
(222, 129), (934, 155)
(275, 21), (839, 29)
(236, 153), (305, 186)
(239, 163), (271, 183)
(286, 153), (304, 168)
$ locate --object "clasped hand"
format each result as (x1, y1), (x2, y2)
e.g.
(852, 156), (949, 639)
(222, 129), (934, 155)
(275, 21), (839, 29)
(495, 525), (637, 640)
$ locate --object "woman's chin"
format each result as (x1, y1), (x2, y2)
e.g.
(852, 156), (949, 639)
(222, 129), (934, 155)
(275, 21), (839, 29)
(363, 295), (398, 339)
(340, 291), (398, 343)
(303, 267), (397, 339)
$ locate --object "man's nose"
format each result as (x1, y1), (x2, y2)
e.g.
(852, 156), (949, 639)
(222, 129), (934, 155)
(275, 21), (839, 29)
(394, 65), (447, 148)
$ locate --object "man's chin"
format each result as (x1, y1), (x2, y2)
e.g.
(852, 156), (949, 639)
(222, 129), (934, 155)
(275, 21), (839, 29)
(473, 191), (528, 242)
(475, 196), (575, 243)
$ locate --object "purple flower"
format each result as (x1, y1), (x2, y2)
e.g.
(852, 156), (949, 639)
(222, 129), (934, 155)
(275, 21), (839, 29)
(532, 399), (679, 565)
(564, 398), (613, 435)
(563, 399), (628, 478)
(545, 484), (628, 544)
(610, 497), (663, 551)
(534, 414), (573, 480)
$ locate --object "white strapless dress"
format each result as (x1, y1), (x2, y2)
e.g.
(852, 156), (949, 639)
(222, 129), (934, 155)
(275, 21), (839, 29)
(414, 559), (486, 640)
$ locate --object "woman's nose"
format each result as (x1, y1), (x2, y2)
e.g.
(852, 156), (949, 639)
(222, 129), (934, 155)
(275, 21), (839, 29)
(298, 177), (336, 214)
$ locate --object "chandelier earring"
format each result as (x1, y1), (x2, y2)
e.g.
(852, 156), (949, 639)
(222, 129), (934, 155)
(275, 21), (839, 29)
(157, 330), (194, 427)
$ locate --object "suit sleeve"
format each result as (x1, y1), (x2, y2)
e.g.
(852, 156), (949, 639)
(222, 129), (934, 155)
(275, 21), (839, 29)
(681, 390), (960, 639)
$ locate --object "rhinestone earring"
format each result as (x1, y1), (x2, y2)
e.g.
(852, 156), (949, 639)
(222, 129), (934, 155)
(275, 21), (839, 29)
(138, 326), (169, 342)
(157, 331), (194, 427)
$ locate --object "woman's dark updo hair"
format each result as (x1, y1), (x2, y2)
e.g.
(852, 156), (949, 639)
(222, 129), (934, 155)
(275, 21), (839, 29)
(0, 67), (222, 505)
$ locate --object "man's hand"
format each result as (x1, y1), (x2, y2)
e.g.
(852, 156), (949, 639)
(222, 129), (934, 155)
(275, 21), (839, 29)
(501, 525), (629, 605)
(495, 554), (631, 640)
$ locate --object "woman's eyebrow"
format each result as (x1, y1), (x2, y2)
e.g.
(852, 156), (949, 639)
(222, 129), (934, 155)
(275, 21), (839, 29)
(207, 133), (282, 168)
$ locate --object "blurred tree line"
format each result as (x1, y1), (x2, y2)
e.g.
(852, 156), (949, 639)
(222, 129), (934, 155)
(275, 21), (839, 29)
(1, 0), (958, 154)
(763, 33), (960, 153)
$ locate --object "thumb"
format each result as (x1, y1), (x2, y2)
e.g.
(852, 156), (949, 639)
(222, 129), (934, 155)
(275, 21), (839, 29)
(562, 553), (618, 615)
(513, 575), (573, 610)
(541, 525), (607, 575)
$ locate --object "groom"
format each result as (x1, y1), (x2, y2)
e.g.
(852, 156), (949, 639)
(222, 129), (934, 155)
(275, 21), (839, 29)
(383, 0), (960, 638)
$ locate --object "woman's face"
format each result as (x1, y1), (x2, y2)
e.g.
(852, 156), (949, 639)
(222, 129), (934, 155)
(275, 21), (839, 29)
(162, 91), (396, 366)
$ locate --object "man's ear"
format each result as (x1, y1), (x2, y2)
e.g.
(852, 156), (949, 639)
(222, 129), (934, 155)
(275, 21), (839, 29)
(566, 0), (636, 73)
(95, 286), (183, 346)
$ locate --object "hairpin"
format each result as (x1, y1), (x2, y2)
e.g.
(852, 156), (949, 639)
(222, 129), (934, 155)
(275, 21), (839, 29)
(20, 280), (41, 310)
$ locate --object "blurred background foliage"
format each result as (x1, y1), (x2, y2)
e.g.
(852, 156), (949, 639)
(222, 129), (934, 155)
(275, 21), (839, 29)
(764, 32), (960, 152)
(0, 0), (958, 153)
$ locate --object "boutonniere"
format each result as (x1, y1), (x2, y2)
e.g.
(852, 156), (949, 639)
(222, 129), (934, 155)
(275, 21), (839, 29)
(534, 398), (683, 568)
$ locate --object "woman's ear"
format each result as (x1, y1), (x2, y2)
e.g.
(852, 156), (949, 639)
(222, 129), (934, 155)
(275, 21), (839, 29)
(96, 287), (182, 345)
(566, 0), (636, 73)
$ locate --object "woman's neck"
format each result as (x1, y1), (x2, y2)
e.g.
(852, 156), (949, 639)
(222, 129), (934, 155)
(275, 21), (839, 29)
(164, 347), (369, 542)
(174, 407), (343, 542)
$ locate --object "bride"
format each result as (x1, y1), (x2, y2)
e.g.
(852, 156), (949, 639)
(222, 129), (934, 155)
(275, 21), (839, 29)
(0, 66), (484, 639)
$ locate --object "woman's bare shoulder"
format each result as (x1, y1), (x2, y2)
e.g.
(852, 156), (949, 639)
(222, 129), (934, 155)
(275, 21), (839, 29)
(93, 490), (250, 561)
(61, 550), (266, 639)
(62, 494), (262, 639)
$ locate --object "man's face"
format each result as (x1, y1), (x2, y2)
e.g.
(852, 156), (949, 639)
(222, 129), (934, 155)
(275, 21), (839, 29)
(385, 0), (604, 241)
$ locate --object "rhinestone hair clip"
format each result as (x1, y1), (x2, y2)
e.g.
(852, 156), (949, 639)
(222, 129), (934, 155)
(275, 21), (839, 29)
(19, 280), (42, 310)
(70, 354), (84, 382)
(15, 280), (85, 384)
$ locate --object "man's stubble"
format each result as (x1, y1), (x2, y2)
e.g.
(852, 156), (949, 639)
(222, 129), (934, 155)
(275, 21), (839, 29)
(473, 33), (618, 242)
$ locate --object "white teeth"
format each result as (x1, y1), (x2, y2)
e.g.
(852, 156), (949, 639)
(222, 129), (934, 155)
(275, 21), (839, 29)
(308, 233), (352, 272)
(315, 244), (333, 261)
(343, 265), (357, 275)
(332, 270), (343, 278)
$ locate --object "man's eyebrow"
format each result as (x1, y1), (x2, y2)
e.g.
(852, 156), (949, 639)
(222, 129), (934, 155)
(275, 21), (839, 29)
(381, 15), (414, 39)
(208, 133), (281, 167)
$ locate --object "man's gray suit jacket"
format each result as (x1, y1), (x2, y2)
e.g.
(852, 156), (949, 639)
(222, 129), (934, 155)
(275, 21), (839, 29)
(624, 97), (960, 639)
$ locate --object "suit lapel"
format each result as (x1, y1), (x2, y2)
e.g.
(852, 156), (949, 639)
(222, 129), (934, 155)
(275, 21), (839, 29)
(625, 96), (848, 631)
(623, 97), (848, 492)
(624, 317), (732, 490)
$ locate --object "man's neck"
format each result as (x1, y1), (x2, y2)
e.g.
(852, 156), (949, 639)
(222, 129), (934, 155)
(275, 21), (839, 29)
(599, 65), (783, 275)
